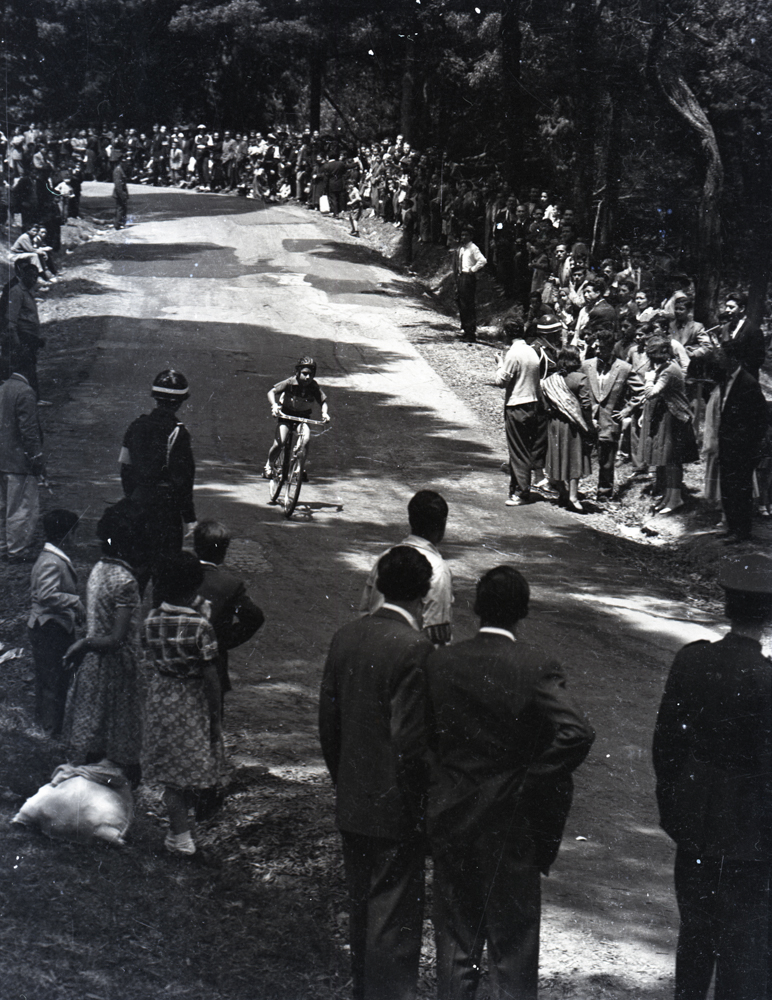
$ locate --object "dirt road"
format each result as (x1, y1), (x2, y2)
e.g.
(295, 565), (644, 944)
(30, 183), (729, 997)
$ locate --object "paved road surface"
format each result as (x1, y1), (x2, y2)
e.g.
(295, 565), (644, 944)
(41, 183), (726, 994)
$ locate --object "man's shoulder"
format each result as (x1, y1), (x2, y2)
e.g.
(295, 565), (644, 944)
(333, 609), (427, 646)
(0, 376), (34, 401)
(505, 340), (538, 362)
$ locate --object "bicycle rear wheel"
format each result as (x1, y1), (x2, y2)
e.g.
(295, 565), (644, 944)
(282, 451), (305, 518)
(268, 445), (290, 505)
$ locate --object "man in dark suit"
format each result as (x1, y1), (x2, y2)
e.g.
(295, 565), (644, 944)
(653, 551), (772, 1000)
(582, 329), (644, 500)
(319, 546), (434, 1000)
(425, 565), (594, 1000)
(720, 290), (766, 381)
(194, 519), (264, 715)
(712, 344), (769, 543)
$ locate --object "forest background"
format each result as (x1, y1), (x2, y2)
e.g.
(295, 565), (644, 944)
(4, 0), (772, 325)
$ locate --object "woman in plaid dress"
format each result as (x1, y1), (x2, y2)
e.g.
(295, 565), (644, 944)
(142, 551), (224, 855)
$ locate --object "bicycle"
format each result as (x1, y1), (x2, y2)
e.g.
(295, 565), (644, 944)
(267, 413), (328, 518)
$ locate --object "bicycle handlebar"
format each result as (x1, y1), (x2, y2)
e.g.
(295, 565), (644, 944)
(273, 413), (328, 426)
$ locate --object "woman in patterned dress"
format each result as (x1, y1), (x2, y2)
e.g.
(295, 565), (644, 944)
(142, 551), (224, 856)
(63, 505), (144, 783)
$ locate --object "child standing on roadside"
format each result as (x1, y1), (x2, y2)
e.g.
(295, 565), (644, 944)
(142, 551), (224, 856)
(28, 509), (83, 737)
(347, 179), (363, 236)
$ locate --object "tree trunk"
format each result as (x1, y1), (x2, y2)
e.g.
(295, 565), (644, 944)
(400, 35), (418, 144)
(499, 0), (522, 189)
(571, 0), (600, 239)
(309, 46), (323, 134)
(740, 117), (772, 327)
(647, 7), (723, 325)
(593, 88), (621, 257)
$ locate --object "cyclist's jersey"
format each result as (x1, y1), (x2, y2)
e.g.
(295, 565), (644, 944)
(272, 376), (327, 417)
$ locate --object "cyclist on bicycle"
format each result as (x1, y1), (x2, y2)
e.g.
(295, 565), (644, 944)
(263, 356), (330, 479)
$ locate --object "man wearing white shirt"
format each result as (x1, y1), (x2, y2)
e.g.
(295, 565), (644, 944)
(453, 226), (487, 343)
(359, 490), (453, 646)
(494, 314), (544, 505)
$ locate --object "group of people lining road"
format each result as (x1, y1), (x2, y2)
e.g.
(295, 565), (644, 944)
(485, 287), (770, 536)
(2, 321), (772, 999)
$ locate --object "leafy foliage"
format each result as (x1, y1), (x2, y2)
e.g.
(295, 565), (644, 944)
(4, 0), (772, 302)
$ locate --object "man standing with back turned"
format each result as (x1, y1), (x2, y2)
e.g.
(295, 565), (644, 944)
(653, 551), (772, 1000)
(359, 490), (453, 646)
(320, 546), (434, 1000)
(426, 565), (594, 1000)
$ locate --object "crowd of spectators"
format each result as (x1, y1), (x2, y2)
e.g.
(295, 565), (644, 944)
(3, 120), (769, 534)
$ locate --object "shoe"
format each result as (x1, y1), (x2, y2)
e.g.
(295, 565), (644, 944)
(566, 499), (585, 514)
(657, 503), (684, 516)
(459, 334), (477, 343)
(302, 470), (309, 483)
(723, 533), (753, 545)
(164, 832), (196, 855)
(505, 494), (529, 506)
(533, 478), (558, 496)
(262, 464), (272, 480)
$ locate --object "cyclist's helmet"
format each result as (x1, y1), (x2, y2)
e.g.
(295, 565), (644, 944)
(295, 356), (317, 376)
(151, 369), (190, 401)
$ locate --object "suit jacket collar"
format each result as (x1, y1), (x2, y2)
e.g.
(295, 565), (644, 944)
(586, 357), (624, 404)
(374, 604), (420, 631)
(478, 626), (516, 642)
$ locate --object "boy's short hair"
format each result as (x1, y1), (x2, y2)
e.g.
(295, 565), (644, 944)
(377, 546), (432, 603)
(193, 520), (230, 564)
(156, 551), (205, 605)
(42, 509), (79, 545)
(474, 565), (530, 627)
(407, 490), (448, 539)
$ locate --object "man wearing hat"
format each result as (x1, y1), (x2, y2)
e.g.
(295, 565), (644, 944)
(653, 551), (772, 1000)
(119, 370), (196, 594)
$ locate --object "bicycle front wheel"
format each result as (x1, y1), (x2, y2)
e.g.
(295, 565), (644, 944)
(282, 451), (305, 518)
(268, 446), (289, 505)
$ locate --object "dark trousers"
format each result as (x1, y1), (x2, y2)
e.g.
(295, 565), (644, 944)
(673, 847), (770, 1000)
(29, 620), (73, 737)
(433, 835), (541, 1000)
(505, 403), (546, 497)
(113, 195), (128, 229)
(719, 456), (756, 539)
(340, 831), (425, 1000)
(456, 273), (477, 337)
(597, 439), (618, 497)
